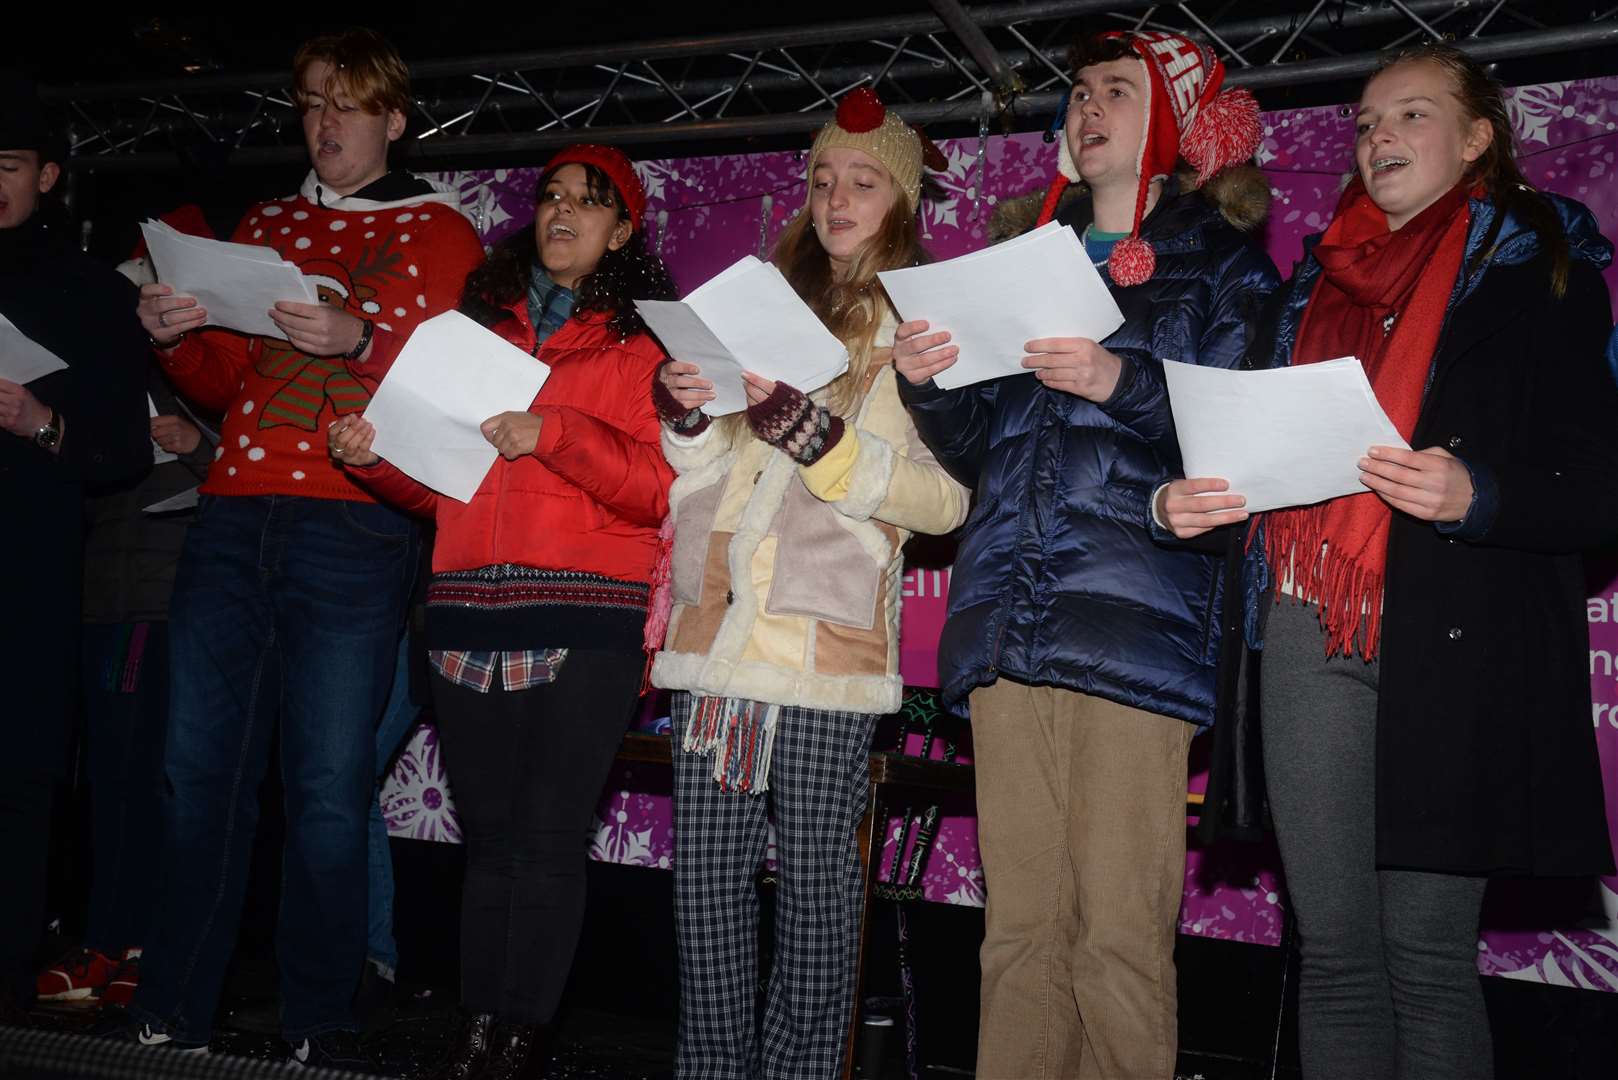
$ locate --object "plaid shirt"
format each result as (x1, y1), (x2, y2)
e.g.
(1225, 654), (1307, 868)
(429, 649), (569, 693)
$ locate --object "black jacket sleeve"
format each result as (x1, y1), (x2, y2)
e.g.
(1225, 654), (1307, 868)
(896, 368), (997, 491)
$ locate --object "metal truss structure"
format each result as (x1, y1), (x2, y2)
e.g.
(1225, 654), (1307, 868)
(43, 1), (1618, 171)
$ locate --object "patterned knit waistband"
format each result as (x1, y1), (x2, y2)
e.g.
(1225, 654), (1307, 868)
(427, 564), (650, 615)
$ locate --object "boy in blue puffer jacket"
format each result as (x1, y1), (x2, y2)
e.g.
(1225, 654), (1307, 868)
(894, 30), (1278, 1080)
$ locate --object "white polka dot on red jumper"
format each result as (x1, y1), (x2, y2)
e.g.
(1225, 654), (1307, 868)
(396, 212), (414, 223)
(330, 246), (342, 255)
(238, 434), (250, 448)
(262, 206), (283, 217)
(363, 215), (376, 223)
(362, 300), (381, 314)
(399, 233), (411, 243)
(407, 265), (418, 277)
(415, 295), (426, 308)
(393, 306), (407, 318)
(242, 400), (255, 415)
(280, 227), (291, 235)
(329, 220), (347, 231)
(214, 446), (224, 461)
(297, 441), (311, 451)
(247, 447), (266, 462)
(250, 216), (259, 225)
(419, 213), (431, 220)
(253, 230), (263, 239)
(294, 237), (312, 250)
(292, 470), (306, 480)
(228, 466), (237, 475)
(377, 322), (393, 332)
(364, 231), (375, 239)
(292, 210), (309, 220)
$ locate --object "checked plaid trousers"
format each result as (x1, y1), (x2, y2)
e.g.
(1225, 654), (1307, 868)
(671, 691), (878, 1080)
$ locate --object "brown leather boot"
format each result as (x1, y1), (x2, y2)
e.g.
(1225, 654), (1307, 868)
(416, 1011), (496, 1080)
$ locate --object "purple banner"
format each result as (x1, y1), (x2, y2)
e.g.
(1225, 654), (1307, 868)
(383, 77), (1618, 987)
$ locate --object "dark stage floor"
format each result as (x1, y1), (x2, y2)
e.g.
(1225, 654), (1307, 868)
(13, 842), (1618, 1079)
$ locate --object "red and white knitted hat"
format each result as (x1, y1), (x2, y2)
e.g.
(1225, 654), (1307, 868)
(1038, 30), (1262, 286)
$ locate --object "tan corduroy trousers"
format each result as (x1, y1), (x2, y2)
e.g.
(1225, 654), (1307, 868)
(969, 678), (1196, 1080)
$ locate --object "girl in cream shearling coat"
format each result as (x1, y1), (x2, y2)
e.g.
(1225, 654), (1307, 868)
(650, 87), (968, 1080)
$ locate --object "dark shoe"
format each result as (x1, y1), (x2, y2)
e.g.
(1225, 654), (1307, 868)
(221, 993), (281, 1034)
(288, 1028), (376, 1072)
(481, 1020), (549, 1080)
(354, 960), (399, 1036)
(90, 1005), (210, 1055)
(414, 1011), (496, 1080)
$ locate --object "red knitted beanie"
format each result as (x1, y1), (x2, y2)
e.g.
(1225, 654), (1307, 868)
(545, 143), (648, 232)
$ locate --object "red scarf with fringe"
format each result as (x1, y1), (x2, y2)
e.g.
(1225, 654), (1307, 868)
(1262, 178), (1470, 659)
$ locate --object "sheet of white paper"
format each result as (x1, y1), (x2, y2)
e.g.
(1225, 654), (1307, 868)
(1163, 356), (1411, 513)
(142, 486), (200, 514)
(363, 311), (552, 503)
(140, 220), (316, 339)
(877, 221), (1125, 390)
(634, 300), (752, 416)
(635, 257), (849, 416)
(0, 312), (69, 384)
(686, 255), (762, 301)
(147, 394), (178, 465)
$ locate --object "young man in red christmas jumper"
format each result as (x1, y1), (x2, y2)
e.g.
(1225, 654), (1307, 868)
(98, 28), (484, 1069)
(895, 31), (1278, 1079)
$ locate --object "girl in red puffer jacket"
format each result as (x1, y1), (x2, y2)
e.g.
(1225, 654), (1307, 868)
(328, 143), (676, 1080)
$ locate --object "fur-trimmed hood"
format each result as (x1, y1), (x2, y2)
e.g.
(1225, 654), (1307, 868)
(989, 163), (1271, 244)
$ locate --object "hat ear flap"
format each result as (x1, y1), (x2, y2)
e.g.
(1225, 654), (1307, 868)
(1056, 128), (1081, 182)
(1181, 87), (1263, 185)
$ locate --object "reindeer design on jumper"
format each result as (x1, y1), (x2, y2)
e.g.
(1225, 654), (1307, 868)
(254, 234), (409, 431)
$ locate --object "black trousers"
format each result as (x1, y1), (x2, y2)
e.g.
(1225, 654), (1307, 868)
(430, 649), (643, 1023)
(0, 771), (55, 1005)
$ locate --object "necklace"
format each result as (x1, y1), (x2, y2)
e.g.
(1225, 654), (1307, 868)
(1081, 224), (1109, 269)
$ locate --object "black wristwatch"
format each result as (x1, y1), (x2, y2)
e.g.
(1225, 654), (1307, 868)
(34, 407), (62, 451)
(344, 318), (376, 361)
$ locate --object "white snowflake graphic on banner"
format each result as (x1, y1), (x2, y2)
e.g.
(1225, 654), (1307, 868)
(1506, 83), (1571, 146)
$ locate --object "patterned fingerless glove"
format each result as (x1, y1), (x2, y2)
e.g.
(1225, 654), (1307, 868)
(745, 381), (845, 466)
(652, 361), (711, 435)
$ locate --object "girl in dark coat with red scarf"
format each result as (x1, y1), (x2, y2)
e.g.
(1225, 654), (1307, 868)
(1160, 44), (1618, 1080)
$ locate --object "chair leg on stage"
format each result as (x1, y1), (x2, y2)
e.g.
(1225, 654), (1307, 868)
(842, 789), (880, 1080)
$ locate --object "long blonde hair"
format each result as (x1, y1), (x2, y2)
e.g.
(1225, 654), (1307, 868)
(771, 191), (926, 418)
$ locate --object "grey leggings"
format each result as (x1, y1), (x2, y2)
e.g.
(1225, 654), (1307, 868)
(1262, 599), (1492, 1080)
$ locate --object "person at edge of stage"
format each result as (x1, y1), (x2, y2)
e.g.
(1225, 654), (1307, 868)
(328, 142), (679, 1080)
(0, 69), (152, 1022)
(1159, 43), (1618, 1080)
(650, 87), (969, 1080)
(96, 28), (485, 1072)
(892, 29), (1279, 1080)
(34, 207), (221, 1015)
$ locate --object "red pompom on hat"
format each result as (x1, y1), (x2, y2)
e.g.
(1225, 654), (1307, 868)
(807, 86), (929, 212)
(544, 143), (648, 233)
(836, 87), (888, 133)
(1034, 31), (1262, 287)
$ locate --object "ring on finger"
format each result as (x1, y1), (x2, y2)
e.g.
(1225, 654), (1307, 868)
(158, 310), (169, 328)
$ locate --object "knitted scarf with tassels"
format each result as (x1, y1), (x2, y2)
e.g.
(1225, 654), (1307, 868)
(1262, 178), (1470, 659)
(683, 696), (780, 795)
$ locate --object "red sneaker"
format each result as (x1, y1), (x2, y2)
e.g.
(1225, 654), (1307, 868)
(36, 947), (117, 1002)
(100, 948), (142, 1007)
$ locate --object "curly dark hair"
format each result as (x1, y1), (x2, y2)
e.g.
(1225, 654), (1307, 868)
(459, 161), (677, 338)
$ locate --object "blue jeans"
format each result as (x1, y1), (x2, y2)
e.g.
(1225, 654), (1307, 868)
(368, 634), (420, 976)
(131, 495), (417, 1043)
